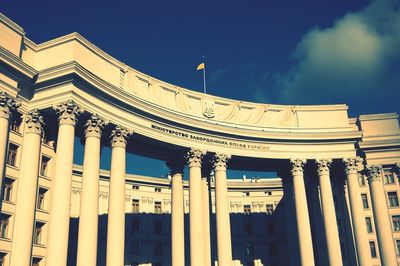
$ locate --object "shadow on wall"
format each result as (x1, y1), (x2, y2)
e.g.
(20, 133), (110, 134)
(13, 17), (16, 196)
(66, 201), (288, 266)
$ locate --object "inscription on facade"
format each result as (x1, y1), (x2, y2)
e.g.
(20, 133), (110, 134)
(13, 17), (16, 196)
(151, 124), (269, 150)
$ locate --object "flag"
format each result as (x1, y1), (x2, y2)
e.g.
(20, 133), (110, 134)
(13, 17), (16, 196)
(197, 62), (205, 71)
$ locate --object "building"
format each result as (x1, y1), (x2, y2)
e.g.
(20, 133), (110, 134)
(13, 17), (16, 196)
(0, 12), (400, 266)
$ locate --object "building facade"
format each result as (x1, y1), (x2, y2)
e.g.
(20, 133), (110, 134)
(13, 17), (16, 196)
(0, 13), (400, 266)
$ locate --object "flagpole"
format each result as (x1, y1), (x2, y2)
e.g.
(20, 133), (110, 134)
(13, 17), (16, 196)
(203, 66), (207, 94)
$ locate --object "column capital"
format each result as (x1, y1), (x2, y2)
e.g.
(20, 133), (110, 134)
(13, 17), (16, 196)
(290, 158), (306, 175)
(0, 91), (20, 119)
(366, 165), (383, 182)
(343, 157), (363, 175)
(54, 100), (83, 126)
(166, 156), (186, 176)
(25, 109), (45, 135)
(316, 159), (332, 176)
(212, 153), (231, 171)
(110, 125), (132, 148)
(84, 114), (107, 138)
(185, 148), (206, 168)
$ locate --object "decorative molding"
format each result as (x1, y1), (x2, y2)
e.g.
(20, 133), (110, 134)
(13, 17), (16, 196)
(212, 153), (231, 171)
(367, 165), (383, 183)
(0, 91), (20, 120)
(110, 125), (132, 148)
(316, 159), (332, 176)
(343, 157), (363, 175)
(84, 114), (107, 138)
(290, 159), (306, 176)
(54, 100), (83, 126)
(25, 109), (45, 135)
(185, 148), (206, 168)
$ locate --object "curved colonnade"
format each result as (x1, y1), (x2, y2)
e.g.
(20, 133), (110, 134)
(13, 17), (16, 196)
(0, 13), (400, 266)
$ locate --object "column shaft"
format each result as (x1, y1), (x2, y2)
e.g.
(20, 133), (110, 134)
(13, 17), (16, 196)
(202, 177), (211, 266)
(368, 166), (397, 266)
(317, 159), (343, 266)
(344, 158), (372, 266)
(10, 110), (43, 266)
(46, 101), (81, 266)
(291, 159), (315, 266)
(171, 171), (185, 266)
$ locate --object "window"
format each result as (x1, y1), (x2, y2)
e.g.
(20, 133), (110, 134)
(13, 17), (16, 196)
(244, 192), (250, 196)
(267, 223), (275, 235)
(37, 188), (47, 210)
(132, 199), (139, 213)
(366, 217), (373, 233)
(131, 241), (140, 254)
(132, 185), (139, 190)
(10, 117), (20, 133)
(245, 243), (254, 256)
(154, 221), (162, 235)
(384, 171), (395, 184)
(265, 191), (272, 195)
(2, 178), (14, 202)
(6, 143), (18, 167)
(388, 192), (399, 207)
(244, 205), (251, 215)
(396, 240), (400, 256)
(40, 156), (50, 177)
(132, 219), (139, 234)
(155, 242), (163, 256)
(266, 204), (274, 215)
(155, 187), (161, 193)
(244, 223), (252, 236)
(155, 201), (162, 214)
(358, 174), (365, 186)
(33, 222), (44, 245)
(369, 241), (377, 258)
(269, 242), (277, 255)
(0, 252), (6, 266)
(392, 215), (400, 231)
(361, 194), (369, 209)
(0, 214), (10, 239)
(32, 257), (42, 266)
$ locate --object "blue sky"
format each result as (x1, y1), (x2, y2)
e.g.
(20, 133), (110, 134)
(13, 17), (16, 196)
(2, 0), (400, 178)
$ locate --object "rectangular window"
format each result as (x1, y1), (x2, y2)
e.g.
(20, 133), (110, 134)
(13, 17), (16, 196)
(132, 219), (139, 234)
(40, 156), (50, 177)
(266, 204), (274, 215)
(269, 242), (277, 255)
(366, 217), (373, 233)
(2, 178), (14, 202)
(244, 223), (252, 236)
(244, 205), (251, 216)
(33, 222), (44, 245)
(396, 239), (400, 256)
(154, 221), (162, 235)
(131, 241), (140, 254)
(369, 241), (377, 258)
(392, 215), (400, 231)
(132, 199), (140, 213)
(361, 194), (369, 209)
(155, 242), (163, 256)
(358, 174), (365, 186)
(0, 214), (10, 239)
(37, 188), (47, 210)
(6, 143), (18, 167)
(10, 117), (20, 133)
(245, 243), (254, 256)
(384, 170), (395, 184)
(154, 201), (162, 214)
(267, 223), (275, 235)
(155, 187), (161, 193)
(388, 192), (399, 207)
(132, 185), (139, 190)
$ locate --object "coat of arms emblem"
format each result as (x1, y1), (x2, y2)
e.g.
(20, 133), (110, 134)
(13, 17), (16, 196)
(202, 100), (215, 119)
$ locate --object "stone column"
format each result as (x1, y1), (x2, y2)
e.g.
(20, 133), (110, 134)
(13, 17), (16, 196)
(316, 159), (343, 266)
(202, 161), (212, 266)
(367, 165), (397, 266)
(186, 148), (205, 266)
(46, 100), (82, 266)
(290, 159), (315, 266)
(0, 92), (19, 193)
(10, 110), (44, 266)
(106, 126), (131, 266)
(213, 153), (232, 266)
(167, 156), (186, 266)
(343, 158), (372, 266)
(77, 114), (106, 266)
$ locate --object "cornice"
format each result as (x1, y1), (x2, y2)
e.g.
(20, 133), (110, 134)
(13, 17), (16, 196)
(0, 46), (38, 78)
(0, 13), (25, 36)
